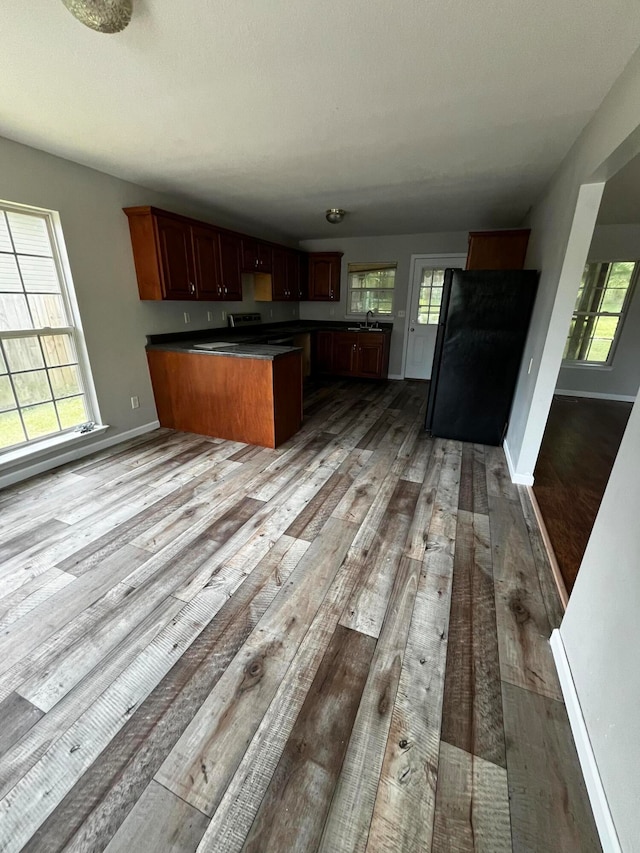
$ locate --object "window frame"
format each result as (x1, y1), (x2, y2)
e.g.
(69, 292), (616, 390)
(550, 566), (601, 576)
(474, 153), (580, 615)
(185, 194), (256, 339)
(345, 262), (397, 319)
(0, 199), (101, 456)
(562, 259), (639, 369)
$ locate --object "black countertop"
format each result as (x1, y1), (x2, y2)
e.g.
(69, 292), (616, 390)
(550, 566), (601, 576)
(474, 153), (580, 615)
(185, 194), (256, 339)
(145, 320), (392, 361)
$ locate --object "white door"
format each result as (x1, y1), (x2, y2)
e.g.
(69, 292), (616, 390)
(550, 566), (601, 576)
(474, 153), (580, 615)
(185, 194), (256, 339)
(404, 255), (466, 379)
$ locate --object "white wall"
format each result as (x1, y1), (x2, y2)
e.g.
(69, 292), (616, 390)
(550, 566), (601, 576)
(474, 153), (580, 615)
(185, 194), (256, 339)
(0, 135), (299, 476)
(560, 397), (640, 852)
(504, 46), (640, 851)
(506, 45), (640, 480)
(556, 224), (640, 400)
(299, 232), (470, 376)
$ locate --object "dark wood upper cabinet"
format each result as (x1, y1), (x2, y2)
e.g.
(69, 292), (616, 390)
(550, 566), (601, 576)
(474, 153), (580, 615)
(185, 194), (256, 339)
(254, 249), (306, 302)
(155, 215), (196, 300)
(218, 231), (243, 301)
(191, 224), (222, 299)
(466, 229), (530, 270)
(308, 253), (343, 301)
(258, 242), (272, 273)
(125, 207), (246, 302)
(293, 252), (307, 301)
(285, 251), (302, 301)
(242, 238), (272, 273)
(241, 238), (260, 272)
(271, 247), (288, 300)
(125, 205), (314, 304)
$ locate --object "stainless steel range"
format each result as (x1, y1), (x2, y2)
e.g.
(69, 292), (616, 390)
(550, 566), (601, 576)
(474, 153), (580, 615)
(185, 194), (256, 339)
(227, 312), (262, 328)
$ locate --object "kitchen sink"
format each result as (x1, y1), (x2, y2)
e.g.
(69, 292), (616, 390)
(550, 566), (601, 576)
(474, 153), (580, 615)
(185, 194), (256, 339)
(347, 326), (382, 331)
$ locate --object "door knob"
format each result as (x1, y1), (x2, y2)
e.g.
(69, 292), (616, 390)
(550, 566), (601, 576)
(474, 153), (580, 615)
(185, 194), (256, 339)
(410, 326), (415, 332)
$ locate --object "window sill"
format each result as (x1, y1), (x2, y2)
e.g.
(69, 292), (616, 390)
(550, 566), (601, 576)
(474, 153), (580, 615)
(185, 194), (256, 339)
(561, 362), (614, 371)
(0, 424), (110, 469)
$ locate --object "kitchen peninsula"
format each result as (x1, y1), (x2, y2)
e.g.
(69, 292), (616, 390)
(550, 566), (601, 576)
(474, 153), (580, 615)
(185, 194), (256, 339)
(146, 338), (303, 449)
(145, 317), (391, 448)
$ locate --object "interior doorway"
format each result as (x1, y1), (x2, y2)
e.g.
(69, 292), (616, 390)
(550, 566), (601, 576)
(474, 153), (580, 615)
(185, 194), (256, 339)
(532, 156), (640, 597)
(403, 254), (465, 379)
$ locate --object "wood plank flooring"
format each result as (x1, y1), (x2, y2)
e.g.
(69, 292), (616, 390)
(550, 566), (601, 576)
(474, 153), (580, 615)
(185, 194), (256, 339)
(0, 378), (600, 852)
(533, 394), (632, 593)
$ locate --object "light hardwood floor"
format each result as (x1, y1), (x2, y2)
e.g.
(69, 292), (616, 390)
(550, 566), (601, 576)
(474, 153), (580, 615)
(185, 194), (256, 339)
(0, 379), (600, 852)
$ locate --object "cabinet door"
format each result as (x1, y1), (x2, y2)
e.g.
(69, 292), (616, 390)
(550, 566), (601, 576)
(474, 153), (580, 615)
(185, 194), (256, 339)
(297, 253), (309, 301)
(466, 230), (530, 270)
(333, 333), (358, 375)
(257, 242), (272, 273)
(191, 225), (222, 299)
(218, 232), (243, 301)
(286, 252), (302, 300)
(241, 238), (260, 272)
(314, 331), (334, 374)
(308, 254), (341, 301)
(155, 215), (195, 299)
(271, 247), (288, 300)
(357, 337), (385, 378)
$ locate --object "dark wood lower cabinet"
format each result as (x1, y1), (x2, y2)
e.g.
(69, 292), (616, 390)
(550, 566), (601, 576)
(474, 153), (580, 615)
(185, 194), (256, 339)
(358, 336), (387, 378)
(314, 331), (334, 374)
(313, 330), (390, 379)
(332, 333), (359, 375)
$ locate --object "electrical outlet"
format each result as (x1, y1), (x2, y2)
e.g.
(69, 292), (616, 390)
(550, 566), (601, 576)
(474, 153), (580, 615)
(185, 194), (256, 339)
(397, 310), (406, 318)
(221, 310), (226, 322)
(207, 311), (213, 322)
(183, 312), (190, 324)
(130, 396), (139, 409)
(270, 309), (273, 318)
(329, 307), (335, 316)
(292, 308), (296, 316)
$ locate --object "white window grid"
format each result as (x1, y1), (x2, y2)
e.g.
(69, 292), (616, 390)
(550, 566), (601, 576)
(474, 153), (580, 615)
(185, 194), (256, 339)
(563, 260), (639, 367)
(0, 202), (97, 452)
(346, 263), (397, 317)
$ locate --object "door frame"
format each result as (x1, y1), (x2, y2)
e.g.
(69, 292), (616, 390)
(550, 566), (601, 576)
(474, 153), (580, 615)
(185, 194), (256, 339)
(400, 253), (467, 379)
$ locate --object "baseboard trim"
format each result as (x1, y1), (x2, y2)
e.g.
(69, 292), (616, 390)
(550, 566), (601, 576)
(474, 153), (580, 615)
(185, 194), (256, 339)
(555, 389), (636, 403)
(387, 373), (404, 381)
(526, 486), (568, 609)
(550, 630), (621, 853)
(0, 420), (161, 490)
(503, 438), (534, 486)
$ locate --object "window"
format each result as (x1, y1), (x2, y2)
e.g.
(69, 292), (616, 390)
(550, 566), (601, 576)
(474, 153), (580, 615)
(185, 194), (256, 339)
(563, 261), (637, 365)
(417, 268), (445, 324)
(0, 203), (95, 452)
(347, 263), (396, 316)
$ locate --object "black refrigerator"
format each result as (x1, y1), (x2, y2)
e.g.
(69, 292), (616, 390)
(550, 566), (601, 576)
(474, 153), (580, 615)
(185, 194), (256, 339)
(425, 268), (538, 446)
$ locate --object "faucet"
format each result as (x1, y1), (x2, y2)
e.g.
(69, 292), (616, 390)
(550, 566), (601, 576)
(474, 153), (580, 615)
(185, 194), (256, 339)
(365, 310), (375, 329)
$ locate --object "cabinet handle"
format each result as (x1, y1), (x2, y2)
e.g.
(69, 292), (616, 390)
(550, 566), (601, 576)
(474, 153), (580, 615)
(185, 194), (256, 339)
(189, 282), (195, 295)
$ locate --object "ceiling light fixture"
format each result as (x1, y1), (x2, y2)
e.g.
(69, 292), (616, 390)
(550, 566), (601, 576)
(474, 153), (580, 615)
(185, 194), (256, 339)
(326, 208), (346, 225)
(61, 0), (133, 33)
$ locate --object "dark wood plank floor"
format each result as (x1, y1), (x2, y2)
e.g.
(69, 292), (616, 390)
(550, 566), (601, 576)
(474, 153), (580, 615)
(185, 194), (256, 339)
(533, 394), (632, 593)
(0, 379), (600, 852)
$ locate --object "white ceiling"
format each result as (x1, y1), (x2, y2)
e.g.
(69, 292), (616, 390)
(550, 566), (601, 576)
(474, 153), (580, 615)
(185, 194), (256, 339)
(3, 0), (640, 240)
